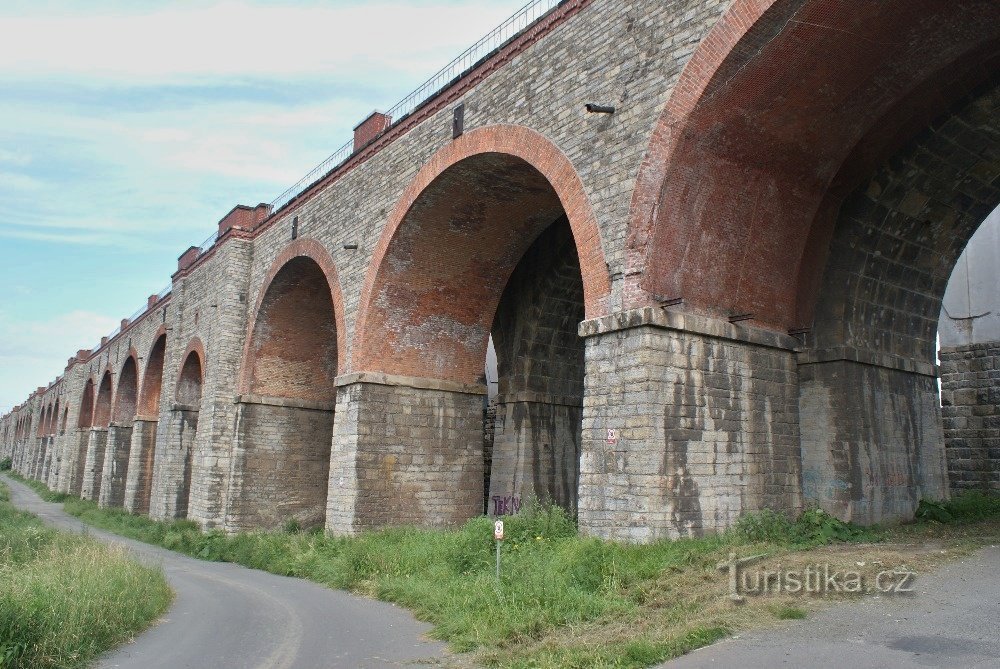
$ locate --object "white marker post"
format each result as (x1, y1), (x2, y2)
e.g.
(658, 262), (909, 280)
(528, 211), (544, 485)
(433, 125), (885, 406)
(494, 519), (504, 578)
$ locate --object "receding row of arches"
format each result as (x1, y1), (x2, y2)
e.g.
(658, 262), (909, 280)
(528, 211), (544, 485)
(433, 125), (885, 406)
(8, 0), (998, 535)
(68, 332), (203, 517)
(222, 138), (596, 531)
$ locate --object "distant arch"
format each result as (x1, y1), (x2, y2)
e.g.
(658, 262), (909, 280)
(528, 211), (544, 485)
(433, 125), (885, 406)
(138, 332), (167, 418)
(176, 339), (205, 407)
(94, 371), (114, 429)
(112, 353), (139, 424)
(78, 379), (96, 429)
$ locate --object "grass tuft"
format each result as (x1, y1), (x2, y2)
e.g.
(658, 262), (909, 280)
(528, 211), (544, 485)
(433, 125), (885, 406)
(0, 482), (171, 669)
(768, 603), (806, 620)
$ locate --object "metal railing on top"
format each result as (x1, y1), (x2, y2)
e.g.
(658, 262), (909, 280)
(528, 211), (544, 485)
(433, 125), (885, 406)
(77, 0), (564, 361)
(268, 0), (563, 213)
(197, 230), (219, 254)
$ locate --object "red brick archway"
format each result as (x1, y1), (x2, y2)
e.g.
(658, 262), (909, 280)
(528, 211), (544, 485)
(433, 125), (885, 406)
(112, 350), (140, 424)
(353, 124), (610, 382)
(176, 338), (205, 407)
(94, 369), (114, 429)
(78, 378), (95, 429)
(237, 238), (346, 397)
(625, 0), (1000, 332)
(138, 327), (167, 419)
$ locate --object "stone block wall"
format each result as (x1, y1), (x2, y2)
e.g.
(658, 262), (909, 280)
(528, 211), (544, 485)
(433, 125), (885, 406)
(150, 408), (198, 520)
(80, 429), (108, 501)
(326, 375), (485, 534)
(98, 424), (133, 508)
(489, 398), (582, 516)
(578, 308), (802, 542)
(123, 420), (158, 514)
(940, 342), (1000, 493)
(226, 398), (335, 531)
(799, 354), (948, 524)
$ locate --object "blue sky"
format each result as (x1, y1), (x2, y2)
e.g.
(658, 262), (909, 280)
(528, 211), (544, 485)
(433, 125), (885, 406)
(0, 0), (527, 413)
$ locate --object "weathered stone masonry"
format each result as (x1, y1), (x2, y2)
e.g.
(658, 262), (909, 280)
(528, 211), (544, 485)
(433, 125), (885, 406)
(4, 0), (1000, 541)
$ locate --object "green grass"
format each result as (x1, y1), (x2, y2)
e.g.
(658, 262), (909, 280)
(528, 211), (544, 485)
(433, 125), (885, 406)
(17, 475), (1000, 668)
(0, 483), (172, 669)
(56, 496), (891, 667)
(767, 603), (806, 620)
(916, 492), (1000, 523)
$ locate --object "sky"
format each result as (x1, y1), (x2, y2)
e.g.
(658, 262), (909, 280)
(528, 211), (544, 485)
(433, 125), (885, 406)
(0, 0), (529, 413)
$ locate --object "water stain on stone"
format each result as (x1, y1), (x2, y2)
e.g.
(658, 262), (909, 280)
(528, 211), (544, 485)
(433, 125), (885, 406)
(663, 371), (704, 536)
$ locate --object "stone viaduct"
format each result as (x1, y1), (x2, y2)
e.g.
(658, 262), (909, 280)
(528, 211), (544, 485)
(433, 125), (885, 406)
(3, 0), (999, 541)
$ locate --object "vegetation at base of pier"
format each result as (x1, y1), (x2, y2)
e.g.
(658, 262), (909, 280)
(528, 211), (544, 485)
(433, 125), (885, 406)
(12, 475), (1000, 669)
(0, 483), (171, 669)
(915, 492), (1000, 523)
(0, 459), (11, 472)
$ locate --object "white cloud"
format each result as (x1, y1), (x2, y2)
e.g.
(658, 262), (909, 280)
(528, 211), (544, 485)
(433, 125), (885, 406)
(0, 0), (530, 411)
(0, 2), (523, 84)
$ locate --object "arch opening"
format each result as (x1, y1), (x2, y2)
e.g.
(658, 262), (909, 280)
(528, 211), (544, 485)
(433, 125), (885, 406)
(938, 204), (1000, 495)
(94, 372), (113, 429)
(172, 350), (203, 519)
(72, 379), (95, 496)
(626, 0), (1000, 528)
(112, 357), (138, 424)
(233, 255), (339, 531)
(82, 372), (114, 500)
(129, 334), (167, 516)
(356, 150), (590, 527)
(78, 380), (95, 429)
(487, 217), (585, 516)
(798, 77), (1000, 524)
(139, 335), (166, 417)
(103, 357), (139, 508)
(177, 351), (203, 407)
(633, 0), (1000, 332)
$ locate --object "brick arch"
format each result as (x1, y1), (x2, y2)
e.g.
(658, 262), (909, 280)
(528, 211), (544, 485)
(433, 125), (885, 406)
(626, 0), (1000, 331)
(138, 328), (168, 418)
(354, 124), (610, 382)
(237, 237), (346, 398)
(94, 369), (114, 429)
(37, 403), (50, 437)
(176, 338), (205, 407)
(112, 349), (140, 424)
(808, 78), (1000, 364)
(77, 378), (96, 429)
